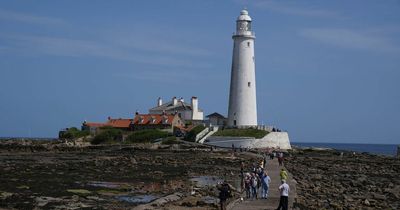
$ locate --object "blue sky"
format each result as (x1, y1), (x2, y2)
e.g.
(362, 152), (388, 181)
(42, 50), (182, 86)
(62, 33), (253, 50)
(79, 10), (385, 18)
(0, 0), (399, 144)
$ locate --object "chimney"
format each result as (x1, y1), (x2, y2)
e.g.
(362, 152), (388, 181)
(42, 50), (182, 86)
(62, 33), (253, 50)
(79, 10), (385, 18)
(191, 96), (198, 112)
(157, 97), (162, 107)
(172, 96), (177, 106)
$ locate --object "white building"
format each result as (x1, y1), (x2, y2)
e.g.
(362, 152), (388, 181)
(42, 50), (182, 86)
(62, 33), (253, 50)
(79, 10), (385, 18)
(149, 96), (204, 122)
(227, 9), (258, 127)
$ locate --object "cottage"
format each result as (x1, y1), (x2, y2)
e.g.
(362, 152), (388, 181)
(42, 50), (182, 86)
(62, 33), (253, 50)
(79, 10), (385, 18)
(82, 117), (133, 134)
(149, 96), (203, 123)
(132, 113), (184, 131)
(206, 112), (227, 126)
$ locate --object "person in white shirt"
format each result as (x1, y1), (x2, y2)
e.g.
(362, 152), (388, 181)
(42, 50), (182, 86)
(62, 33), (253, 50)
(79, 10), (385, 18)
(276, 179), (290, 210)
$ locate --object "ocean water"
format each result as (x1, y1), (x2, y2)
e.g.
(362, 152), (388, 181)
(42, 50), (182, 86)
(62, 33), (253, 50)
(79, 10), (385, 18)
(292, 142), (398, 157)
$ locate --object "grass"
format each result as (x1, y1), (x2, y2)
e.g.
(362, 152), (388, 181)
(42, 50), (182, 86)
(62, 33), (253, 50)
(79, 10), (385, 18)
(125, 129), (170, 143)
(161, 136), (180, 145)
(184, 125), (206, 142)
(91, 128), (122, 145)
(212, 128), (268, 139)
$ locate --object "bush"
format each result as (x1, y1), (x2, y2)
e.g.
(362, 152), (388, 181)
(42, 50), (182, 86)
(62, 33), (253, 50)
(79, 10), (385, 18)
(161, 136), (180, 145)
(213, 128), (268, 139)
(125, 130), (170, 143)
(59, 127), (90, 139)
(184, 125), (206, 142)
(91, 128), (122, 144)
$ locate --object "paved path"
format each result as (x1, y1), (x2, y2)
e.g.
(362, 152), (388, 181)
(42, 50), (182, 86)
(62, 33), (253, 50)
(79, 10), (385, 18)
(230, 157), (296, 210)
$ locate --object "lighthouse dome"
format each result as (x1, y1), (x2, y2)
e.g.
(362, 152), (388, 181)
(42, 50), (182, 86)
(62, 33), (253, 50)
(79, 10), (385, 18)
(237, 9), (252, 21)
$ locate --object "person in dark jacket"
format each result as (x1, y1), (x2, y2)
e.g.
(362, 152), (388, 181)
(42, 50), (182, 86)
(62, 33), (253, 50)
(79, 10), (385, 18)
(218, 181), (232, 210)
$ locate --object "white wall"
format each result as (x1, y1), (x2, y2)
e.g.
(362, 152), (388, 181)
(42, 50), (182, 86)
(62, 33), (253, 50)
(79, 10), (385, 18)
(204, 132), (291, 150)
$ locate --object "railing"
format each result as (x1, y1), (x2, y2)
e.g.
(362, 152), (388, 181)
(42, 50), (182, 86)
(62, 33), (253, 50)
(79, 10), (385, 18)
(233, 31), (255, 36)
(195, 127), (209, 142)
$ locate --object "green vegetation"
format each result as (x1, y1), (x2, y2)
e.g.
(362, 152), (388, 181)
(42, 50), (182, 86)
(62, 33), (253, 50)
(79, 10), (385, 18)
(184, 125), (206, 142)
(91, 128), (122, 144)
(59, 127), (90, 139)
(125, 129), (170, 143)
(213, 128), (268, 139)
(161, 136), (180, 145)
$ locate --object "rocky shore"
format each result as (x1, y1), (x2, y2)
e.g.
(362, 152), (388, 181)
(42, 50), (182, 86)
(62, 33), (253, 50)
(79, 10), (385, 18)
(0, 139), (258, 209)
(2, 139), (399, 210)
(286, 148), (400, 209)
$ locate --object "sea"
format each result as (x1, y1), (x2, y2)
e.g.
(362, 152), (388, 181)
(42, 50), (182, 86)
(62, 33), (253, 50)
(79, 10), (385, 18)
(292, 142), (399, 157)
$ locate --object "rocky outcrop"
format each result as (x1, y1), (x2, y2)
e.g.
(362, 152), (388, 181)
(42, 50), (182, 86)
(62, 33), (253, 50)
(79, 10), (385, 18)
(286, 149), (400, 209)
(0, 140), (258, 209)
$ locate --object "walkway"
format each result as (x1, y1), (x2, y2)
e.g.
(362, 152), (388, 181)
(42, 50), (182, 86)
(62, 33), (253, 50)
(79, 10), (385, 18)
(230, 157), (296, 210)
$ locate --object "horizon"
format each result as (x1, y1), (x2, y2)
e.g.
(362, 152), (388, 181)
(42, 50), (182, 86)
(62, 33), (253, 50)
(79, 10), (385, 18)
(1, 0), (399, 144)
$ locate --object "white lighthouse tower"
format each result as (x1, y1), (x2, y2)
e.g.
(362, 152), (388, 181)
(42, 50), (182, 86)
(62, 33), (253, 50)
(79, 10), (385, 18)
(227, 9), (258, 127)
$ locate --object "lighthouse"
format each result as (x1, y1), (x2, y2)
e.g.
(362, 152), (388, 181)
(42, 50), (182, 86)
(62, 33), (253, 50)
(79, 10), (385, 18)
(227, 9), (258, 127)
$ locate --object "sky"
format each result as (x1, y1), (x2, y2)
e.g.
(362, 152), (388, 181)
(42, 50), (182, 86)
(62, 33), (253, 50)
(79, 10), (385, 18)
(0, 0), (399, 144)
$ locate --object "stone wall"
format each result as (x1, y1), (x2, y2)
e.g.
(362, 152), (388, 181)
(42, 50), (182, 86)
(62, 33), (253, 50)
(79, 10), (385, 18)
(204, 132), (291, 150)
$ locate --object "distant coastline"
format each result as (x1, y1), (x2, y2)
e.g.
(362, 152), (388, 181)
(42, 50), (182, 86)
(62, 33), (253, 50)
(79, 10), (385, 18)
(292, 142), (398, 157)
(0, 137), (57, 141)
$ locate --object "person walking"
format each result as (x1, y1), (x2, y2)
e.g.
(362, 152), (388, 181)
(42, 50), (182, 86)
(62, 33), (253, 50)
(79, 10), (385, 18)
(240, 161), (245, 190)
(276, 179), (290, 210)
(263, 152), (268, 168)
(218, 181), (232, 210)
(278, 152), (284, 166)
(250, 173), (258, 199)
(244, 173), (251, 199)
(280, 168), (288, 180)
(261, 171), (271, 199)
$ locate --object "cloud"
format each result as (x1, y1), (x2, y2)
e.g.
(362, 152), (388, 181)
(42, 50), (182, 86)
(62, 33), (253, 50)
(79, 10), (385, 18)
(0, 9), (65, 25)
(239, 0), (342, 19)
(124, 40), (214, 57)
(299, 28), (400, 53)
(0, 33), (212, 68)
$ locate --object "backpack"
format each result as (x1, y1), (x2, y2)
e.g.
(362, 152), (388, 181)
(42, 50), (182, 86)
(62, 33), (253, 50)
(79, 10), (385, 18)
(251, 177), (257, 187)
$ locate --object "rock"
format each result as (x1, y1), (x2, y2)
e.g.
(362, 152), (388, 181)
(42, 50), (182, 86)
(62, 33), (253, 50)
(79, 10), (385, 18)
(364, 199), (370, 206)
(0, 191), (13, 200)
(66, 189), (91, 194)
(35, 196), (62, 207)
(86, 196), (105, 201)
(372, 193), (386, 200)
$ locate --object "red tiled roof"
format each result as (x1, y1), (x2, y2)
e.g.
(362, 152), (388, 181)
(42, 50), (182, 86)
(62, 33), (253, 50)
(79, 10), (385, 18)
(133, 114), (175, 125)
(84, 118), (132, 129)
(107, 119), (132, 128)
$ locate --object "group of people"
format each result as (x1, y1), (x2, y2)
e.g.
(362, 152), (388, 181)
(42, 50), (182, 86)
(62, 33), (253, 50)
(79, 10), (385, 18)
(243, 166), (271, 200)
(218, 150), (291, 210)
(242, 161), (290, 210)
(268, 151), (285, 166)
